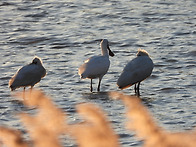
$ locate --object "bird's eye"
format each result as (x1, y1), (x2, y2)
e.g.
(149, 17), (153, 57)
(33, 61), (37, 64)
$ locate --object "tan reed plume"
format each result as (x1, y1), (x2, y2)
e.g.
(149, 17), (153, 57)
(110, 92), (196, 147)
(0, 126), (28, 147)
(1, 90), (196, 147)
(16, 89), (67, 147)
(68, 103), (120, 147)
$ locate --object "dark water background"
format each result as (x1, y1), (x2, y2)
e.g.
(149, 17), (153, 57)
(0, 0), (196, 146)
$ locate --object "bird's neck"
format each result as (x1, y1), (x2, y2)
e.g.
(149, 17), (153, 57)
(101, 45), (109, 57)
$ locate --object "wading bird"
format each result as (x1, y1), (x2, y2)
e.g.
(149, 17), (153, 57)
(78, 39), (114, 92)
(117, 49), (153, 96)
(9, 57), (46, 94)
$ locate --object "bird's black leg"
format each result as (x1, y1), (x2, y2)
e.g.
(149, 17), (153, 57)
(97, 78), (102, 92)
(134, 84), (137, 94)
(90, 79), (93, 92)
(23, 87), (26, 99)
(136, 82), (141, 96)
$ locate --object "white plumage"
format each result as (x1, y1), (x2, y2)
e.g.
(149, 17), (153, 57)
(78, 39), (114, 92)
(9, 57), (46, 91)
(117, 49), (153, 95)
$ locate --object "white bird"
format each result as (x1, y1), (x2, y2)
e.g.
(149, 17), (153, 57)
(78, 39), (114, 92)
(117, 49), (153, 96)
(9, 56), (46, 92)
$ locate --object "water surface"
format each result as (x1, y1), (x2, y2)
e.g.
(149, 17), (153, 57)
(0, 0), (196, 146)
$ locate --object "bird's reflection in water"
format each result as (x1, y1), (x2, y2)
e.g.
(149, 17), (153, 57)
(82, 91), (111, 101)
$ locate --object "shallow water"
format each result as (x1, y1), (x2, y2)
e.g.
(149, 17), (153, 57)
(0, 0), (196, 146)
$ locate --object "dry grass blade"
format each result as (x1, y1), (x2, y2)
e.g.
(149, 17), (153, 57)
(68, 103), (120, 147)
(0, 127), (28, 147)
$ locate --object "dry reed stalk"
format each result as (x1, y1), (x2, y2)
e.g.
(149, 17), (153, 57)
(110, 92), (196, 147)
(68, 103), (120, 147)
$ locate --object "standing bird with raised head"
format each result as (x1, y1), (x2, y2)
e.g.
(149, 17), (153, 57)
(9, 56), (46, 93)
(117, 49), (153, 96)
(78, 39), (114, 92)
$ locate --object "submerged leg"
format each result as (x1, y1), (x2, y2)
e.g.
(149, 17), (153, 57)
(90, 79), (93, 92)
(28, 86), (34, 100)
(23, 87), (26, 99)
(97, 77), (102, 92)
(30, 86), (33, 95)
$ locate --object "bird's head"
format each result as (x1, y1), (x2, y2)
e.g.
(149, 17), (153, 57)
(32, 57), (42, 65)
(137, 49), (149, 57)
(101, 39), (114, 57)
